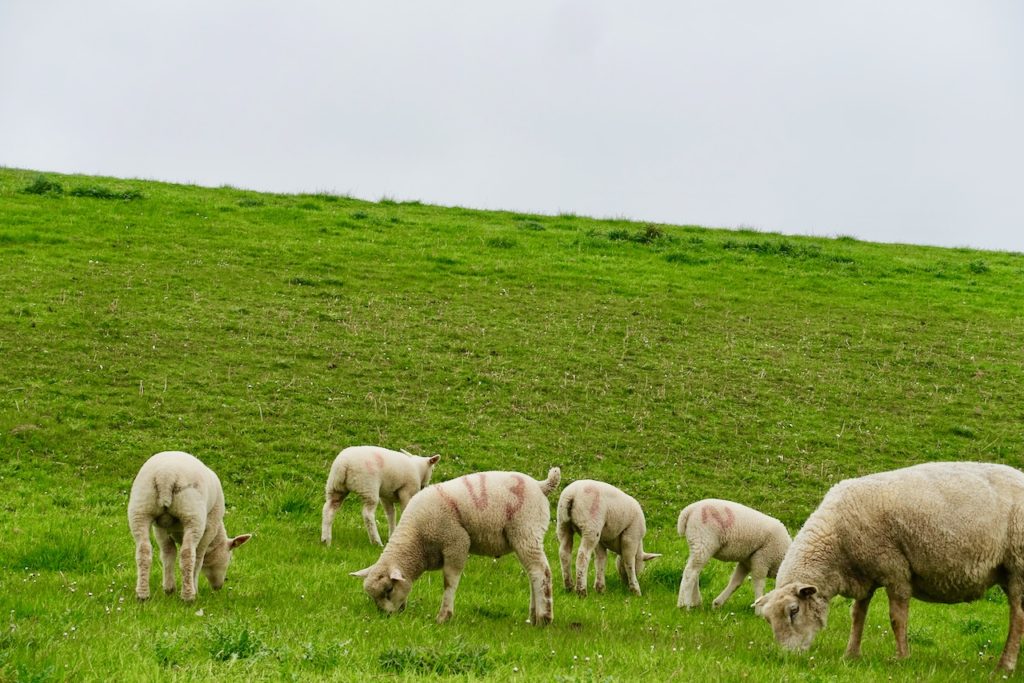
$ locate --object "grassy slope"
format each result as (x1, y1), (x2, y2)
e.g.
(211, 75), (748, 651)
(1, 167), (1023, 681)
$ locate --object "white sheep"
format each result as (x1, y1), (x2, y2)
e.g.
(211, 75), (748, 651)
(556, 479), (660, 596)
(754, 461), (1024, 672)
(677, 498), (791, 609)
(321, 445), (440, 546)
(127, 451), (251, 602)
(351, 467), (561, 625)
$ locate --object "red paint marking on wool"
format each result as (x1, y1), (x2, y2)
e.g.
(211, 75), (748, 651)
(582, 485), (601, 518)
(462, 473), (489, 509)
(365, 452), (384, 474)
(504, 475), (527, 520)
(701, 505), (734, 530)
(437, 486), (461, 515)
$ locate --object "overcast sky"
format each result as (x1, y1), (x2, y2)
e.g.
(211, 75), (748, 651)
(2, 2), (1022, 252)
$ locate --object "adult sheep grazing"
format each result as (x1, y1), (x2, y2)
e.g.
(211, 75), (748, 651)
(321, 445), (441, 546)
(556, 479), (660, 596)
(127, 451), (252, 602)
(754, 461), (1024, 672)
(676, 498), (790, 609)
(351, 468), (561, 625)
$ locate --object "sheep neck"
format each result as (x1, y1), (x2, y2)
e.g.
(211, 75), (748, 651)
(777, 522), (846, 600)
(378, 536), (429, 583)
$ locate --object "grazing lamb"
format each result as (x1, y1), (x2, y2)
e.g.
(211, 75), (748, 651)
(754, 461), (1024, 672)
(556, 479), (660, 596)
(351, 468), (561, 625)
(321, 445), (441, 546)
(127, 451), (251, 602)
(677, 498), (791, 609)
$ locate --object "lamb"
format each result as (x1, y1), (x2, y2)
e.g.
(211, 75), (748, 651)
(127, 451), (251, 602)
(753, 461), (1024, 672)
(676, 498), (791, 609)
(351, 467), (561, 625)
(556, 479), (660, 596)
(321, 445), (441, 546)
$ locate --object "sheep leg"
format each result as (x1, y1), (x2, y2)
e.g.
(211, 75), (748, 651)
(437, 560), (466, 624)
(712, 563), (749, 608)
(360, 496), (383, 546)
(178, 524), (202, 602)
(845, 593), (874, 659)
(593, 545), (608, 594)
(678, 552), (708, 608)
(557, 523), (575, 591)
(574, 531), (600, 596)
(193, 536), (213, 593)
(996, 581), (1024, 671)
(320, 490), (347, 545)
(130, 518), (153, 601)
(517, 544), (554, 625)
(382, 500), (397, 538)
(887, 591), (911, 660)
(153, 526), (178, 595)
(619, 537), (642, 595)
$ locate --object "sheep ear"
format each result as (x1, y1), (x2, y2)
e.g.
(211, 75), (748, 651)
(797, 584), (818, 598)
(229, 534), (252, 550)
(427, 455), (440, 465)
(389, 567), (407, 584)
(752, 593), (770, 616)
(642, 552), (661, 561)
(350, 566), (373, 578)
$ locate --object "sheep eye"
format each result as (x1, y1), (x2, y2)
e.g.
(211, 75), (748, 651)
(788, 605), (799, 622)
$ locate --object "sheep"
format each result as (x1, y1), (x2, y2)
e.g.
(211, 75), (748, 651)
(351, 467), (561, 625)
(127, 451), (251, 602)
(676, 498), (791, 609)
(556, 479), (660, 596)
(321, 445), (441, 546)
(753, 461), (1024, 672)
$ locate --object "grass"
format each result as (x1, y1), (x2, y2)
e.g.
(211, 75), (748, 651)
(1, 168), (1023, 680)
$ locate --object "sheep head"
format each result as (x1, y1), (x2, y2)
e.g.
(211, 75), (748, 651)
(754, 583), (829, 653)
(351, 564), (412, 614)
(202, 533), (252, 590)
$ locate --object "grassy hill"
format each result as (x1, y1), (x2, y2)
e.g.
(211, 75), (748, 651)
(1, 167), (1023, 680)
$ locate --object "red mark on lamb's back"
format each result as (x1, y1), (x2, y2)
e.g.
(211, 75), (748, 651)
(505, 475), (527, 520)
(582, 484), (601, 518)
(437, 485), (461, 516)
(701, 504), (734, 530)
(462, 474), (489, 509)
(365, 451), (385, 474)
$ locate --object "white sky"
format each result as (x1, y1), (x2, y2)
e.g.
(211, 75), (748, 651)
(2, 1), (1022, 252)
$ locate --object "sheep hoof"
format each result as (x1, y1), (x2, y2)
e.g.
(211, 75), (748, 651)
(711, 600), (724, 609)
(594, 584), (605, 594)
(163, 587), (175, 595)
(575, 588), (588, 598)
(436, 610), (453, 624)
(136, 593), (150, 602)
(629, 587), (642, 596)
(532, 613), (553, 626)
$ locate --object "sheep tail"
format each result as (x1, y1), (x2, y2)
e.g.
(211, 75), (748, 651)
(539, 467), (561, 496)
(556, 487), (574, 526)
(155, 479), (174, 510)
(677, 502), (698, 537)
(326, 459), (349, 495)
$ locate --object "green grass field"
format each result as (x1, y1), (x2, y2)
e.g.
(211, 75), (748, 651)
(2, 167), (1023, 681)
